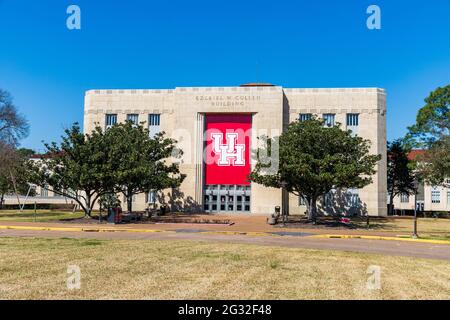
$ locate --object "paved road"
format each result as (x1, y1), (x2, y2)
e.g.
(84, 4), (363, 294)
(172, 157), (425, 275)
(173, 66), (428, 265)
(1, 228), (449, 260)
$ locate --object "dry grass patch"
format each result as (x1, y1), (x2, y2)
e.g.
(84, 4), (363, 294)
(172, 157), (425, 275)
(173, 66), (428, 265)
(350, 217), (450, 239)
(0, 237), (448, 300)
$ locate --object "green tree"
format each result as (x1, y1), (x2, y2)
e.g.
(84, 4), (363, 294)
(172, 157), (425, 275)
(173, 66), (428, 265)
(250, 117), (381, 222)
(105, 121), (185, 213)
(407, 85), (449, 146)
(0, 89), (29, 146)
(30, 123), (113, 217)
(0, 88), (30, 205)
(417, 136), (450, 186)
(98, 193), (121, 210)
(406, 85), (450, 185)
(0, 147), (36, 209)
(387, 140), (416, 215)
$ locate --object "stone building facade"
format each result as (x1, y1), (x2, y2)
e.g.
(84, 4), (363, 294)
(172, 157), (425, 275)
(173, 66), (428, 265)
(84, 84), (387, 216)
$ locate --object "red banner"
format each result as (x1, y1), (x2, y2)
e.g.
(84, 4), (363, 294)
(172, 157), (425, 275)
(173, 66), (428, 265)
(204, 114), (252, 185)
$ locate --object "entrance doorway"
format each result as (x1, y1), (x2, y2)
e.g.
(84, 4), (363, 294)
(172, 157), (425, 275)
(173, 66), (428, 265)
(203, 185), (251, 213)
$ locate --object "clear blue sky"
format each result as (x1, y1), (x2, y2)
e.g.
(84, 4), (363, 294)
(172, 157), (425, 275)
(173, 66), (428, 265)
(0, 0), (449, 151)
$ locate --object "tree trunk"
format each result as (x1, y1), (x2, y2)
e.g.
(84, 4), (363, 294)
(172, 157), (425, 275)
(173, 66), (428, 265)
(127, 194), (133, 213)
(388, 193), (394, 215)
(0, 193), (4, 209)
(85, 194), (92, 218)
(308, 197), (318, 223)
(9, 170), (21, 208)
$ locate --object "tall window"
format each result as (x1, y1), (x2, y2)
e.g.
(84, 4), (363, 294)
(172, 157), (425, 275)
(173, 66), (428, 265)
(400, 193), (409, 203)
(299, 113), (312, 122)
(105, 114), (117, 129)
(322, 114), (335, 127)
(299, 196), (306, 206)
(346, 113), (359, 135)
(431, 190), (441, 203)
(347, 189), (360, 207)
(148, 114), (161, 137)
(447, 191), (450, 204)
(323, 191), (334, 207)
(346, 113), (359, 126)
(40, 186), (48, 197)
(146, 190), (157, 204)
(126, 114), (139, 125)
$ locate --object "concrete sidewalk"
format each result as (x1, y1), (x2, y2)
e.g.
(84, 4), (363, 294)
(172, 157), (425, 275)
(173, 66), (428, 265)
(0, 214), (417, 235)
(1, 227), (450, 260)
(0, 215), (449, 245)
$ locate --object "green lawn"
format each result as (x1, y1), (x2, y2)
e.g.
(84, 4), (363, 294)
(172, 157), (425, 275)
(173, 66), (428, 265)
(0, 210), (84, 222)
(0, 237), (448, 299)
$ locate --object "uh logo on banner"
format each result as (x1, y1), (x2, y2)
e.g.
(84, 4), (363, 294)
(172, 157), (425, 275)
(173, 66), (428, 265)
(204, 114), (252, 186)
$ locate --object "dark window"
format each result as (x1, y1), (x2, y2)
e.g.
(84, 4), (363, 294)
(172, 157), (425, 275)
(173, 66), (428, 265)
(148, 114), (161, 137)
(220, 204), (225, 211)
(323, 114), (335, 127)
(245, 196), (250, 202)
(105, 114), (117, 128)
(204, 204), (209, 211)
(245, 205), (250, 211)
(431, 190), (441, 203)
(237, 205), (242, 211)
(400, 193), (409, 203)
(346, 113), (359, 126)
(299, 196), (306, 206)
(148, 114), (160, 126)
(228, 204), (234, 211)
(299, 113), (312, 122)
(212, 204), (217, 210)
(126, 114), (139, 125)
(237, 196), (242, 202)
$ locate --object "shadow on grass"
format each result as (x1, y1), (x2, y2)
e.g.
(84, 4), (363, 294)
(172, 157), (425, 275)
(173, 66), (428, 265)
(283, 216), (399, 231)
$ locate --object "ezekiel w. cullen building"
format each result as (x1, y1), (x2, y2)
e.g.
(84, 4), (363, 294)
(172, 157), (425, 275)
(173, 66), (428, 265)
(84, 84), (387, 216)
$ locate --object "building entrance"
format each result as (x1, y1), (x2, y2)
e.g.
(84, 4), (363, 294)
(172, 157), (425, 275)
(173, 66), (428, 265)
(203, 185), (251, 213)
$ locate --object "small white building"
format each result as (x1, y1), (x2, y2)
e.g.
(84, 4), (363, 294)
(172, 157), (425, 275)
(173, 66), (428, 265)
(392, 150), (450, 215)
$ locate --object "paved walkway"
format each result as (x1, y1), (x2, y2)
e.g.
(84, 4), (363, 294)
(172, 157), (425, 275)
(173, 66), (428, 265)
(1, 215), (449, 260)
(1, 227), (449, 260)
(0, 214), (425, 236)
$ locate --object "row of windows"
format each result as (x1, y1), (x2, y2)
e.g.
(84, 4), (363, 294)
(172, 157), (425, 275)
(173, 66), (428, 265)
(205, 185), (251, 191)
(204, 195), (251, 202)
(299, 189), (360, 207)
(204, 204), (250, 211)
(399, 191), (450, 204)
(431, 190), (449, 204)
(106, 114), (160, 127)
(299, 113), (359, 127)
(106, 114), (161, 136)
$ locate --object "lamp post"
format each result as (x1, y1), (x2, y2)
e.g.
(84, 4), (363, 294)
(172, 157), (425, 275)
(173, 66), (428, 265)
(412, 180), (419, 239)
